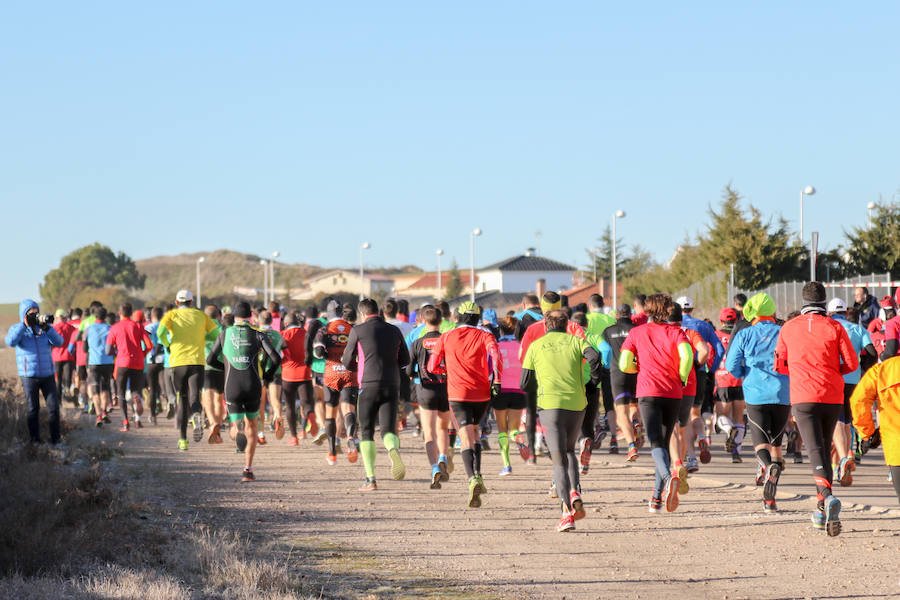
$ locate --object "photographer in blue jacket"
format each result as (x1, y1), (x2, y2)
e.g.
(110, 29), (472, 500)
(5, 299), (65, 444)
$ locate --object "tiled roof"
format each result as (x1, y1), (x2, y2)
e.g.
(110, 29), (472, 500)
(480, 255), (575, 272)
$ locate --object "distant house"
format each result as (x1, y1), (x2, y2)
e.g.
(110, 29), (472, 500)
(562, 281), (626, 310)
(476, 254), (576, 294)
(304, 270), (394, 297)
(395, 272), (473, 299)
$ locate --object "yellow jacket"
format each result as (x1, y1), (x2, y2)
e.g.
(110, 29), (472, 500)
(850, 356), (900, 466)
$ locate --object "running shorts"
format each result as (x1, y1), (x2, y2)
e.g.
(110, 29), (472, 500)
(492, 391), (526, 411)
(77, 365), (88, 382)
(88, 364), (114, 394)
(678, 394), (694, 428)
(839, 384), (854, 424)
(716, 386), (744, 403)
(203, 369), (225, 394)
(450, 400), (490, 428)
(325, 385), (358, 407)
(417, 384), (450, 412)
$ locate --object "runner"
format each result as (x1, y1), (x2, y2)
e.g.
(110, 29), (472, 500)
(305, 303), (328, 443)
(619, 293), (693, 513)
(585, 294), (618, 458)
(157, 290), (219, 451)
(598, 304), (643, 461)
(51, 309), (76, 404)
(256, 310), (285, 445)
(280, 311), (317, 447)
(144, 307), (167, 425)
(407, 306), (452, 488)
(514, 294), (542, 341)
(826, 298), (876, 486)
(384, 298), (414, 337)
(726, 293), (790, 513)
(206, 301), (281, 481)
(66, 308), (89, 410)
(521, 309), (602, 532)
(84, 307), (115, 428)
(850, 354), (900, 504)
(314, 301), (360, 465)
(774, 282), (858, 536)
(714, 308), (746, 464)
(427, 301), (501, 507)
(201, 305), (226, 444)
(342, 298), (410, 491)
(631, 294), (648, 326)
(104, 303), (152, 431)
(493, 315), (530, 476)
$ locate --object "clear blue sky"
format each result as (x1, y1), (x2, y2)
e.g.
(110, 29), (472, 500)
(2, 3), (898, 303)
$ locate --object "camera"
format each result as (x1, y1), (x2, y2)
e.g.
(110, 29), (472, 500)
(38, 313), (54, 330)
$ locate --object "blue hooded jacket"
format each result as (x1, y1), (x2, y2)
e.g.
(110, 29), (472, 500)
(725, 320), (789, 405)
(5, 299), (64, 377)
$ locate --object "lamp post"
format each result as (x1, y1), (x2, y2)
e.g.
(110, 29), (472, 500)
(799, 185), (816, 244)
(260, 259), (268, 303)
(436, 249), (444, 299)
(470, 228), (482, 302)
(359, 242), (371, 300)
(270, 251), (280, 305)
(196, 256), (205, 307)
(867, 201), (876, 229)
(612, 210), (625, 310)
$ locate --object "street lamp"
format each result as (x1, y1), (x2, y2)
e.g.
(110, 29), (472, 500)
(260, 259), (268, 303)
(359, 242), (371, 300)
(799, 185), (816, 244)
(436, 249), (444, 299)
(470, 228), (482, 302)
(612, 210), (625, 310)
(196, 256), (206, 307)
(270, 251), (280, 305)
(867, 201), (876, 229)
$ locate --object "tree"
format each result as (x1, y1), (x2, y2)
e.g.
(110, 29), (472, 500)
(445, 259), (464, 299)
(585, 225), (623, 282)
(843, 200), (900, 275)
(40, 243), (145, 308)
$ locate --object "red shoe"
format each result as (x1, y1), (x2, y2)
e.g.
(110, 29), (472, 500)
(698, 438), (711, 464)
(286, 436), (299, 447)
(626, 446), (639, 462)
(570, 490), (585, 520)
(346, 438), (359, 463)
(359, 478), (377, 492)
(518, 440), (532, 461)
(579, 437), (592, 468)
(556, 514), (575, 532)
(297, 428), (307, 440)
(664, 474), (680, 512)
(306, 414), (318, 438)
(257, 436), (267, 445)
(120, 419), (130, 432)
(326, 453), (337, 465)
(273, 417), (285, 440)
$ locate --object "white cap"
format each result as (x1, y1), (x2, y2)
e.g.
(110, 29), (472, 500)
(176, 289), (194, 303)
(675, 296), (693, 310)
(827, 297), (847, 313)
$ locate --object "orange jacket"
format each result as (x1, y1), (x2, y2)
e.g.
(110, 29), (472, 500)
(850, 356), (900, 466)
(427, 325), (501, 402)
(774, 312), (857, 405)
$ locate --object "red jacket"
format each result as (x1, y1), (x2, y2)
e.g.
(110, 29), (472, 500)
(280, 326), (311, 382)
(51, 320), (76, 363)
(106, 317), (152, 370)
(774, 312), (858, 405)
(519, 319), (585, 360)
(427, 325), (501, 402)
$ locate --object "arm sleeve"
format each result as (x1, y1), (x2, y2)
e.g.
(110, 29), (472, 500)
(4, 324), (24, 348)
(597, 340), (612, 369)
(405, 342), (419, 378)
(426, 336), (446, 375)
(157, 321), (171, 348)
(485, 335), (502, 382)
(206, 331), (226, 370)
(312, 327), (327, 359)
(837, 327), (859, 375)
(142, 331), (153, 356)
(583, 346), (603, 386)
(340, 328), (358, 371)
(397, 330), (411, 369)
(519, 368), (536, 393)
(677, 342), (694, 385)
(619, 349), (637, 374)
(849, 365), (878, 439)
(259, 331), (281, 378)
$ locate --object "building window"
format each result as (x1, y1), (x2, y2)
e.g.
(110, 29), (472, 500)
(333, 278), (337, 285)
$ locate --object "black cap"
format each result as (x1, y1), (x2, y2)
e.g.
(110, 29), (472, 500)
(617, 303), (632, 317)
(802, 281), (826, 304)
(234, 301), (252, 319)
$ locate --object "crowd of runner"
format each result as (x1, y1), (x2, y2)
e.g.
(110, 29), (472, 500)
(7, 282), (899, 534)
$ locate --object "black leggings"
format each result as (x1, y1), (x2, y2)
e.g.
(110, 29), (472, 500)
(358, 386), (398, 442)
(282, 379), (314, 437)
(746, 404), (791, 447)
(115, 367), (144, 421)
(146, 363), (164, 416)
(639, 396), (680, 450)
(55, 361), (74, 395)
(582, 384), (600, 440)
(173, 365), (204, 439)
(792, 402), (841, 500)
(541, 408), (584, 511)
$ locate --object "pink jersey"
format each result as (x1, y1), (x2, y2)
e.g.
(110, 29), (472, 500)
(498, 338), (523, 393)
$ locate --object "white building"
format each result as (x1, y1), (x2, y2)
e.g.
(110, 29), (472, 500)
(476, 255), (575, 294)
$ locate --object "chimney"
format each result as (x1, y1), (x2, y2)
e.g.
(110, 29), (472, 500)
(536, 278), (546, 298)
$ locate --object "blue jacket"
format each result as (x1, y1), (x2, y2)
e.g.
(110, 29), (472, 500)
(5, 299), (64, 378)
(725, 320), (789, 405)
(85, 321), (115, 366)
(683, 313), (725, 371)
(832, 314), (872, 385)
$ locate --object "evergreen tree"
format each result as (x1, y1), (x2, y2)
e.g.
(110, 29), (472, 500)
(445, 259), (464, 299)
(585, 225), (624, 281)
(843, 200), (900, 275)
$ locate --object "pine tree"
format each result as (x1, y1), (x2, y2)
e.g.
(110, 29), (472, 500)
(843, 200), (900, 274)
(445, 259), (464, 299)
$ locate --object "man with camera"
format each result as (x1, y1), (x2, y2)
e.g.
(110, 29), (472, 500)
(5, 299), (65, 445)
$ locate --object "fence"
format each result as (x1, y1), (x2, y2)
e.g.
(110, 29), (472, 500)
(673, 271), (895, 320)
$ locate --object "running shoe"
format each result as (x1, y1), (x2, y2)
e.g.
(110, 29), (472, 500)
(609, 439), (619, 454)
(675, 465), (689, 495)
(286, 436), (299, 447)
(724, 427), (737, 453)
(326, 453), (337, 465)
(467, 477), (482, 508)
(756, 463), (765, 486)
(626, 445), (638, 462)
(389, 448), (406, 480)
(591, 428), (607, 450)
(480, 434), (491, 451)
(346, 438), (358, 463)
(178, 438), (189, 452)
(499, 465), (513, 477)
(430, 465), (442, 489)
(474, 474), (487, 495)
(120, 419), (130, 432)
(446, 451), (455, 475)
(239, 467), (254, 482)
(763, 499), (777, 514)
(95, 416), (103, 428)
(273, 417), (285, 440)
(686, 455), (699, 473)
(518, 440), (532, 462)
(208, 424), (220, 444)
(257, 435), (267, 446)
(697, 438), (711, 464)
(633, 418), (645, 449)
(166, 404), (175, 420)
(312, 431), (327, 446)
(579, 437), (592, 468)
(235, 432), (248, 454)
(334, 440), (343, 454)
(359, 477), (377, 492)
(792, 451), (803, 464)
(438, 456), (449, 482)
(150, 414), (157, 426)
(838, 457), (854, 487)
(732, 452), (743, 464)
(824, 496), (842, 536)
(581, 463), (590, 476)
(763, 462), (782, 502)
(191, 412), (203, 442)
(664, 474), (680, 512)
(306, 413), (319, 437)
(548, 482), (558, 498)
(570, 490), (585, 520)
(785, 430), (798, 455)
(556, 513), (575, 532)
(103, 410), (112, 425)
(648, 497), (662, 513)
(811, 508), (825, 530)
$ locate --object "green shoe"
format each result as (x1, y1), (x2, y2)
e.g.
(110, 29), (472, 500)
(178, 438), (189, 452)
(467, 476), (482, 508)
(389, 448), (406, 480)
(474, 474), (487, 495)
